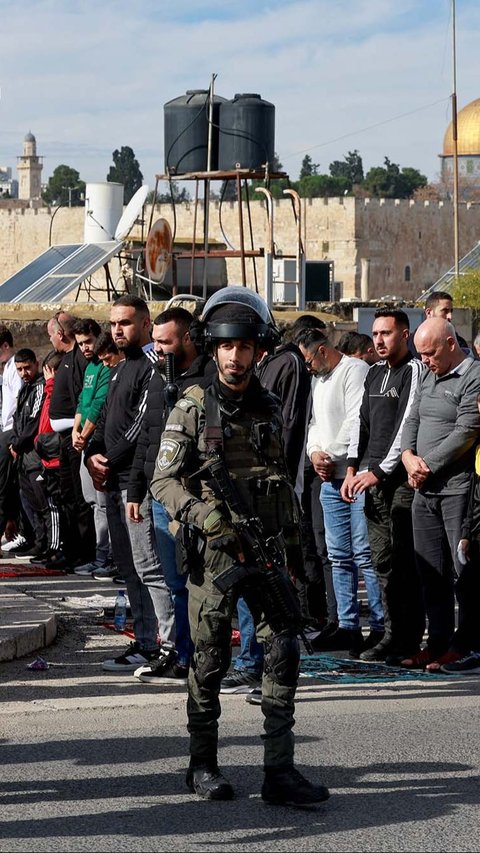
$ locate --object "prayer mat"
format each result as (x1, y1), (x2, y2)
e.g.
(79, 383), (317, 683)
(300, 653), (448, 683)
(0, 563), (66, 578)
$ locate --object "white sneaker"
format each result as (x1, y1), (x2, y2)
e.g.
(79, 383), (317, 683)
(2, 534), (27, 552)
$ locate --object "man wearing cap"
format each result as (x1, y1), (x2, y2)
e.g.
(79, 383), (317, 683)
(150, 287), (330, 807)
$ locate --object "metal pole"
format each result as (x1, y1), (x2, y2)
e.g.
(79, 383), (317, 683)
(452, 0), (460, 279)
(202, 73), (217, 300)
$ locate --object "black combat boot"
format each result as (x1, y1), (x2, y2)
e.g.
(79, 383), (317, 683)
(186, 764), (234, 800)
(261, 766), (330, 806)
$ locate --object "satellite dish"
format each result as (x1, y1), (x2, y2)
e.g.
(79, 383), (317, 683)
(145, 218), (173, 283)
(114, 185), (150, 240)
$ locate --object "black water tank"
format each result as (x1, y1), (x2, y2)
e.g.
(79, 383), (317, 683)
(164, 89), (226, 174)
(218, 93), (275, 171)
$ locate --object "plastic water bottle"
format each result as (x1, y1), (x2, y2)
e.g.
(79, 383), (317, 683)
(114, 590), (127, 631)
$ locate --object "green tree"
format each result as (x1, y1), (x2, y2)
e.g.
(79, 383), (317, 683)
(363, 157), (427, 198)
(299, 155), (319, 179)
(329, 150), (364, 185)
(452, 269), (480, 333)
(298, 174), (350, 198)
(42, 165), (85, 206)
(107, 146), (143, 204)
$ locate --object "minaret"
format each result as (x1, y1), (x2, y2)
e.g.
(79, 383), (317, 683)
(17, 131), (43, 200)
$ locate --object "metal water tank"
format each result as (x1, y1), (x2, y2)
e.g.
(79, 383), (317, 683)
(84, 182), (124, 243)
(218, 93), (275, 170)
(164, 90), (226, 174)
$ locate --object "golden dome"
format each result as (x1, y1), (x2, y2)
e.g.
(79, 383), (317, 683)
(443, 98), (480, 156)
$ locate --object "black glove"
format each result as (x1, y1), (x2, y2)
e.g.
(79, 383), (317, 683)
(203, 509), (241, 552)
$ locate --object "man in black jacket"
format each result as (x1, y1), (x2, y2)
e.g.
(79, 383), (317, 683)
(10, 349), (45, 558)
(85, 295), (176, 674)
(341, 309), (426, 663)
(127, 307), (215, 683)
(47, 310), (95, 568)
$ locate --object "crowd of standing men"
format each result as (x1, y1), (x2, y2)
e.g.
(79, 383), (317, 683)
(1, 287), (480, 804)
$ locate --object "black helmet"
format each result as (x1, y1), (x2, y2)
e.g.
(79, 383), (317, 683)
(200, 286), (280, 352)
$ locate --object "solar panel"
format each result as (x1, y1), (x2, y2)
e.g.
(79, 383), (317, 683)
(0, 241), (123, 303)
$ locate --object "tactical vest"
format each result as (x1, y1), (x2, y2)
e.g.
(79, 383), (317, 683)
(184, 383), (297, 536)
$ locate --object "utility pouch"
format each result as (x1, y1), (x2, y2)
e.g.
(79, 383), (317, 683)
(175, 523), (205, 576)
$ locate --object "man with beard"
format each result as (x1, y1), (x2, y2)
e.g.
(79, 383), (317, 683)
(127, 307), (215, 683)
(85, 295), (176, 675)
(150, 287), (330, 806)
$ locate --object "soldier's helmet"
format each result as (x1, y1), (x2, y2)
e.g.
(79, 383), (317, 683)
(199, 286), (280, 353)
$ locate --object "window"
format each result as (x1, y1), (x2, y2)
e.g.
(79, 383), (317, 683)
(404, 265), (411, 282)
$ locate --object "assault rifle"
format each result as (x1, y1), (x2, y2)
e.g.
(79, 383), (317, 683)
(201, 453), (313, 654)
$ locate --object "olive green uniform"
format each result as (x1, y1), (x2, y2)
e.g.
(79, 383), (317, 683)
(150, 376), (301, 770)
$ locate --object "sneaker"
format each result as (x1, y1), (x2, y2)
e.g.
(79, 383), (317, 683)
(135, 648), (189, 684)
(245, 687), (262, 706)
(262, 766), (330, 806)
(440, 651), (480, 674)
(93, 565), (120, 581)
(14, 543), (43, 559)
(2, 533), (27, 553)
(220, 670), (261, 694)
(102, 641), (160, 672)
(30, 551), (69, 572)
(74, 561), (102, 576)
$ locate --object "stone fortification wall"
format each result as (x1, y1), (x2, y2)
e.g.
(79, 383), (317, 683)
(1, 197), (480, 303)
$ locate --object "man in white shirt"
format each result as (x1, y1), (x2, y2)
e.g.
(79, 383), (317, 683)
(0, 325), (23, 545)
(297, 328), (384, 657)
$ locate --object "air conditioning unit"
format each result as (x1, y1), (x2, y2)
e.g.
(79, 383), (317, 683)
(272, 259), (297, 304)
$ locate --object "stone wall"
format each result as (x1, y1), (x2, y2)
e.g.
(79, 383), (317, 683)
(1, 197), (480, 304)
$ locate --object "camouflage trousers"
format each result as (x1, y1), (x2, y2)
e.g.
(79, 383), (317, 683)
(186, 550), (300, 769)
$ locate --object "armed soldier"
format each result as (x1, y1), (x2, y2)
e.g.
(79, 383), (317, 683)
(150, 287), (329, 806)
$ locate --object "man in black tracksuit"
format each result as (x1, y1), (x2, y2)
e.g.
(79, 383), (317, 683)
(47, 311), (94, 567)
(341, 309), (426, 663)
(127, 307), (215, 683)
(10, 349), (45, 556)
(85, 295), (175, 675)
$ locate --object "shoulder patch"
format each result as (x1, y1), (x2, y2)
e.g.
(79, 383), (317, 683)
(157, 438), (181, 470)
(177, 399), (189, 409)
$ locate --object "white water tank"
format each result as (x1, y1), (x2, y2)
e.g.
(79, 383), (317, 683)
(84, 182), (124, 243)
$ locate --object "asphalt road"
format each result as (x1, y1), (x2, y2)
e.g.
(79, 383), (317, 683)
(1, 574), (480, 853)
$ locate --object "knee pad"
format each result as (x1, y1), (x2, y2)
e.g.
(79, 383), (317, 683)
(193, 640), (230, 691)
(264, 632), (300, 687)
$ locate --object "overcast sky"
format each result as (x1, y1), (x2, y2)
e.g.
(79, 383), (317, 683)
(1, 0), (479, 191)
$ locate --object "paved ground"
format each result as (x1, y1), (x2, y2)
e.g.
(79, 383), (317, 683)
(1, 566), (480, 852)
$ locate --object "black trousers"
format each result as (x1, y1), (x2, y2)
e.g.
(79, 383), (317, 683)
(0, 429), (20, 537)
(58, 430), (95, 564)
(365, 480), (425, 654)
(304, 469), (337, 625)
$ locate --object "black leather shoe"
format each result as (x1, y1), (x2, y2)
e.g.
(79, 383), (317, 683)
(359, 635), (396, 662)
(262, 766), (330, 806)
(311, 626), (363, 654)
(186, 766), (234, 800)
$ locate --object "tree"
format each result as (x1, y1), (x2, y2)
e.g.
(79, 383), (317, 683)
(107, 146), (143, 204)
(248, 152), (289, 200)
(329, 150), (364, 185)
(452, 269), (480, 334)
(363, 157), (427, 198)
(42, 165), (85, 206)
(299, 155), (319, 180)
(147, 185), (191, 205)
(297, 174), (350, 198)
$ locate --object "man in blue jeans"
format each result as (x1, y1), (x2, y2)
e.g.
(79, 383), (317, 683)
(298, 328), (384, 657)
